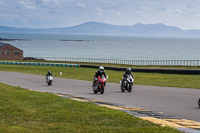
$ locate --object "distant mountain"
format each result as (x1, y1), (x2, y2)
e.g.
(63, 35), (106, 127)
(1, 21), (200, 37)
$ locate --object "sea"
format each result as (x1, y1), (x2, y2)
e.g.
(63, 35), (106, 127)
(0, 33), (200, 60)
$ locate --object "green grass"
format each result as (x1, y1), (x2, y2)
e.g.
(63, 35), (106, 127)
(0, 83), (181, 133)
(1, 64), (200, 89)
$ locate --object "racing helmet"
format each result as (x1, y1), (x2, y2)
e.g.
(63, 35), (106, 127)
(126, 68), (131, 74)
(99, 66), (104, 73)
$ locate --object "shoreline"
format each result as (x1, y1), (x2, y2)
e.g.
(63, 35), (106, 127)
(0, 38), (30, 42)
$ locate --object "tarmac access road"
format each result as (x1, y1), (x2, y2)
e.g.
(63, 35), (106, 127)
(0, 71), (200, 123)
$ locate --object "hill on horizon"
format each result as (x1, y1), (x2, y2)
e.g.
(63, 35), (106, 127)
(1, 21), (200, 37)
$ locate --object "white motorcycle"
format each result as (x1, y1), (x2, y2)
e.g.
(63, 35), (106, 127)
(120, 75), (134, 92)
(46, 75), (53, 86)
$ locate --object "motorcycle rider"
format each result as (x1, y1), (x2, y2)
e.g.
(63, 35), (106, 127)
(92, 66), (107, 87)
(121, 68), (134, 85)
(46, 70), (53, 80)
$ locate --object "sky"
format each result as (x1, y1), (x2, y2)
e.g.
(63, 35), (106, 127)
(1, 0), (200, 30)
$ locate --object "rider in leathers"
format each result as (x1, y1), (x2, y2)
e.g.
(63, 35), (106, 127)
(93, 66), (107, 87)
(46, 70), (53, 80)
(121, 68), (134, 85)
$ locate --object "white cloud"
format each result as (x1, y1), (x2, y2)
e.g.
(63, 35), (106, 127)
(1, 0), (200, 29)
(141, 6), (150, 10)
(42, 0), (60, 5)
(175, 9), (184, 14)
(197, 14), (200, 17)
(96, 7), (103, 15)
(136, 11), (148, 18)
(0, 1), (4, 5)
(20, 1), (36, 10)
(111, 10), (121, 15)
(0, 13), (17, 24)
(116, 11), (121, 15)
(166, 8), (173, 13)
(76, 2), (85, 8)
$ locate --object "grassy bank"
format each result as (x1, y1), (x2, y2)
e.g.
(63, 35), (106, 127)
(0, 64), (200, 89)
(0, 83), (181, 132)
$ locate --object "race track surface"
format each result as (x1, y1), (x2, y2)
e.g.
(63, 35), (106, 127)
(0, 71), (200, 122)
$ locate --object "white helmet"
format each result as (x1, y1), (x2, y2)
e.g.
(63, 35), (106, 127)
(99, 66), (104, 72)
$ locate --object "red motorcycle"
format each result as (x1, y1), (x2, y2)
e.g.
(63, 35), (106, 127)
(93, 76), (108, 94)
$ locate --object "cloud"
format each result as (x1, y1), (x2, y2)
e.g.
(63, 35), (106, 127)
(41, 0), (60, 5)
(111, 10), (121, 15)
(96, 7), (103, 15)
(0, 0), (4, 5)
(0, 14), (16, 22)
(20, 1), (36, 10)
(1, 0), (200, 29)
(76, 2), (85, 8)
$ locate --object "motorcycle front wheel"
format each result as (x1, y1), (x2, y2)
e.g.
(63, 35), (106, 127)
(121, 85), (125, 92)
(128, 84), (132, 92)
(198, 98), (200, 107)
(100, 85), (104, 94)
(49, 80), (52, 86)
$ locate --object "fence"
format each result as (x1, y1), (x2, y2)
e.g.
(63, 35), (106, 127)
(33, 57), (200, 66)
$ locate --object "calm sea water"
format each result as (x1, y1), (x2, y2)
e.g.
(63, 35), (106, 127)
(0, 33), (200, 60)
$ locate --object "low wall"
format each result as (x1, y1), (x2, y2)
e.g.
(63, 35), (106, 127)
(0, 61), (79, 67)
(80, 64), (200, 75)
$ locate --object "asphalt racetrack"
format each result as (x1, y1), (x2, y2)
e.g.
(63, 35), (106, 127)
(0, 71), (200, 122)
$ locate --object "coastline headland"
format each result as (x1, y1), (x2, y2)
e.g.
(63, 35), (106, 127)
(0, 38), (29, 42)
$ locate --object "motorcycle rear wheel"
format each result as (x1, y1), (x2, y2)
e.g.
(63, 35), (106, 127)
(198, 98), (200, 107)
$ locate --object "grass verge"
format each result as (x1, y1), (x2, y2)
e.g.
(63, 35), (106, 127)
(0, 82), (181, 133)
(1, 64), (200, 89)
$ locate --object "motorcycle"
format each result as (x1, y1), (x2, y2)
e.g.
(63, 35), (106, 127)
(120, 74), (134, 92)
(93, 75), (108, 94)
(46, 75), (53, 86)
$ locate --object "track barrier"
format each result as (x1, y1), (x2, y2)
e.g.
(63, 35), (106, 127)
(80, 64), (200, 75)
(0, 61), (79, 67)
